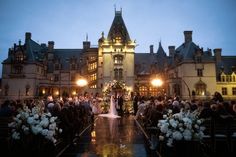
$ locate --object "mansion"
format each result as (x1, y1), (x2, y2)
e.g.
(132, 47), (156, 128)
(1, 10), (236, 100)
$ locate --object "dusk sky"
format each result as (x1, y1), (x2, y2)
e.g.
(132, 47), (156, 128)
(1, 0), (236, 76)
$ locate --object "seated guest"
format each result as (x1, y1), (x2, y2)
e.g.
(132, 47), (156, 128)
(199, 102), (213, 118)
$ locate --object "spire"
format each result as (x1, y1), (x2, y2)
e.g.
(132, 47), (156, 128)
(86, 33), (88, 41)
(107, 9), (131, 43)
(157, 41), (166, 56)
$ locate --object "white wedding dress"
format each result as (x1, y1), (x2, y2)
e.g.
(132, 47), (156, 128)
(99, 95), (120, 118)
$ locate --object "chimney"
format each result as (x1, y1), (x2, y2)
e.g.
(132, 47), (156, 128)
(25, 32), (31, 42)
(214, 48), (222, 63)
(48, 41), (54, 52)
(168, 46), (175, 57)
(150, 45), (154, 53)
(83, 41), (90, 50)
(184, 31), (192, 43)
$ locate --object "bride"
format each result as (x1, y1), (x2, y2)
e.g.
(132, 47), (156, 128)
(99, 95), (120, 118)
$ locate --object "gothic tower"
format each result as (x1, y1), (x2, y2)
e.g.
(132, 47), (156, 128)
(97, 10), (135, 92)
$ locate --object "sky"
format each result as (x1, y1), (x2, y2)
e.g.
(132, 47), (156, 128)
(0, 0), (236, 76)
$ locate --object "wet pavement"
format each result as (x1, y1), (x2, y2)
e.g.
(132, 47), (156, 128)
(60, 115), (158, 157)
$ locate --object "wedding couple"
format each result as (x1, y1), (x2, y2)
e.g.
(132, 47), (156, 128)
(99, 94), (123, 118)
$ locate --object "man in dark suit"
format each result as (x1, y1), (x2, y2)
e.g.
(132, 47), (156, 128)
(117, 93), (124, 116)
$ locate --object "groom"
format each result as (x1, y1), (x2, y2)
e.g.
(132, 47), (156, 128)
(116, 93), (124, 116)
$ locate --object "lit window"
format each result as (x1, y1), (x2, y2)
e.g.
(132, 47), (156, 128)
(88, 62), (97, 71)
(226, 75), (231, 82)
(221, 75), (225, 82)
(222, 87), (227, 95)
(15, 52), (24, 62)
(139, 86), (148, 96)
(114, 55), (123, 64)
(195, 83), (206, 96)
(232, 76), (235, 82)
(232, 87), (236, 95)
(89, 56), (96, 61)
(115, 36), (122, 43)
(90, 73), (97, 81)
(90, 85), (97, 89)
(149, 87), (158, 96)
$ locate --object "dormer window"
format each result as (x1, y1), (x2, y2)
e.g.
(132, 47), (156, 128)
(115, 36), (122, 43)
(15, 51), (24, 62)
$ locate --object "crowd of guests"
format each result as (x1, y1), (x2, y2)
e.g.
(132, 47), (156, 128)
(133, 92), (236, 151)
(0, 91), (105, 152)
(1, 91), (236, 153)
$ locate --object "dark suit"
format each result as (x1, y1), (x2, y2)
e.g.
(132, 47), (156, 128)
(117, 96), (124, 116)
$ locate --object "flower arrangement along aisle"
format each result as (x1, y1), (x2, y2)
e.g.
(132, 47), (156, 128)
(158, 109), (205, 147)
(8, 102), (62, 153)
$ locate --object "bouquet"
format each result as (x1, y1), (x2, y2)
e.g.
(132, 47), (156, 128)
(158, 109), (205, 147)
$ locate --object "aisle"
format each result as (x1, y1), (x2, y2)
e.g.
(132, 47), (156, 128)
(60, 115), (158, 157)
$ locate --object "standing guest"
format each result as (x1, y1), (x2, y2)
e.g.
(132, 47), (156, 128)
(91, 99), (99, 115)
(95, 93), (102, 114)
(133, 92), (140, 115)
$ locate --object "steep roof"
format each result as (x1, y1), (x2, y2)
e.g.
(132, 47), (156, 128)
(46, 49), (83, 73)
(175, 41), (200, 60)
(107, 10), (131, 42)
(25, 39), (44, 62)
(134, 53), (157, 75)
(215, 56), (236, 79)
(2, 39), (45, 64)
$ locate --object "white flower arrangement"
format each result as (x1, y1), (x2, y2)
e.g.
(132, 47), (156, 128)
(8, 105), (62, 144)
(158, 109), (205, 147)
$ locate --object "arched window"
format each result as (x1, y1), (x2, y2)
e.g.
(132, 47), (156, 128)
(232, 75), (236, 82)
(221, 74), (226, 82)
(195, 80), (206, 96)
(226, 75), (232, 82)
